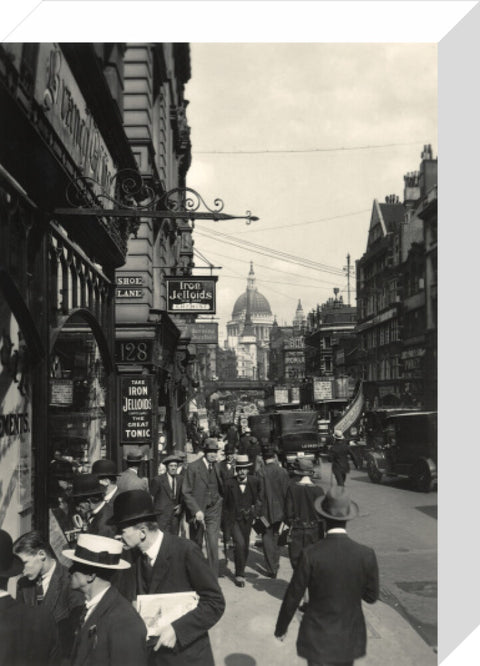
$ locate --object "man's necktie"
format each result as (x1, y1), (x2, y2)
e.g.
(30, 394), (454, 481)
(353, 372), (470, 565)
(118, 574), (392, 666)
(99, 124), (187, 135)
(35, 577), (44, 605)
(208, 463), (213, 473)
(140, 552), (153, 593)
(171, 477), (176, 499)
(71, 604), (88, 662)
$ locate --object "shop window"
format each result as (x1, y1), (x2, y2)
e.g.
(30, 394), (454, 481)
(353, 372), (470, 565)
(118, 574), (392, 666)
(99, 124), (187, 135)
(48, 315), (107, 509)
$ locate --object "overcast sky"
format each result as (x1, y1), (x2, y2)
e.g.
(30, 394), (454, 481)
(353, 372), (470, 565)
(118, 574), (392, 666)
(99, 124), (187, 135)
(185, 43), (437, 341)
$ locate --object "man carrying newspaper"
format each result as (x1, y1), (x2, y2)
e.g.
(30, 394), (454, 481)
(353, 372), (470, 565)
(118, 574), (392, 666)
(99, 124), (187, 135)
(109, 489), (225, 666)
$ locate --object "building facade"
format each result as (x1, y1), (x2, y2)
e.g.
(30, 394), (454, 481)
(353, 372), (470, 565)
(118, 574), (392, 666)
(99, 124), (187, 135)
(0, 43), (138, 539)
(0, 42), (195, 544)
(356, 145), (437, 409)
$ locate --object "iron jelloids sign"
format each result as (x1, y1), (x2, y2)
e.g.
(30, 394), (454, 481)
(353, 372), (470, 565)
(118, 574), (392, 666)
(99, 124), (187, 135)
(166, 277), (217, 314)
(120, 376), (153, 444)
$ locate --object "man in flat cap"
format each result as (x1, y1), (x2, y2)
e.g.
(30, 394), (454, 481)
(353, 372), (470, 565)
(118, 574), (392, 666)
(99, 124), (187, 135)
(181, 437), (224, 576)
(0, 528), (60, 666)
(63, 533), (148, 666)
(109, 489), (225, 666)
(150, 453), (184, 535)
(275, 487), (379, 666)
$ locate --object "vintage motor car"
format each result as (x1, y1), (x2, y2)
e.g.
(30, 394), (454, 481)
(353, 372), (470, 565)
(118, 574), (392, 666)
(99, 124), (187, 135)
(365, 411), (437, 492)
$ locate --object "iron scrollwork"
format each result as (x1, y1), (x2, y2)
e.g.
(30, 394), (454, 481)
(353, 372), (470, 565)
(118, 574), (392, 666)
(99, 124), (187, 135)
(63, 169), (258, 225)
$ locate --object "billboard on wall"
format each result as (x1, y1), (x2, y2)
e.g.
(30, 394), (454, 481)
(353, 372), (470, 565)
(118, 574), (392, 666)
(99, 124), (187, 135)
(313, 377), (333, 401)
(165, 277), (217, 314)
(120, 376), (153, 444)
(189, 322), (218, 345)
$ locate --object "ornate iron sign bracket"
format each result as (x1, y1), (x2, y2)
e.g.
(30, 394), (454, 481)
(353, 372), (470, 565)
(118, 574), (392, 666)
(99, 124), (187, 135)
(53, 169), (259, 225)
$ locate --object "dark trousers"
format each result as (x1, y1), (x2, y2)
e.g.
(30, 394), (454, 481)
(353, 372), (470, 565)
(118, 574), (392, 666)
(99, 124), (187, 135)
(231, 518), (252, 577)
(221, 511), (232, 553)
(333, 467), (347, 486)
(189, 498), (222, 576)
(262, 521), (281, 575)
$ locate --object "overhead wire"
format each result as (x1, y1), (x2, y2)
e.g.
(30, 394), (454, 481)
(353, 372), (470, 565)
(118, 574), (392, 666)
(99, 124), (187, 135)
(195, 228), (346, 276)
(193, 140), (424, 155)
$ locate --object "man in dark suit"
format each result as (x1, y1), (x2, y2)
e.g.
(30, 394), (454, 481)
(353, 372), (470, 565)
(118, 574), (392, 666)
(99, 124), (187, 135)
(217, 443), (236, 557)
(223, 454), (261, 587)
(274, 487), (379, 666)
(0, 529), (60, 666)
(109, 489), (225, 666)
(150, 453), (184, 535)
(14, 530), (84, 661)
(70, 474), (106, 533)
(181, 438), (224, 576)
(256, 446), (290, 578)
(62, 533), (148, 666)
(117, 452), (149, 494)
(88, 459), (121, 539)
(330, 430), (350, 487)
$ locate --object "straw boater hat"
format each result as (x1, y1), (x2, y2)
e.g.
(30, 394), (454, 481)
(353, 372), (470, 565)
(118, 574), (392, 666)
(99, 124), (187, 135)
(107, 489), (160, 527)
(62, 533), (130, 570)
(70, 474), (105, 499)
(91, 459), (120, 478)
(235, 454), (252, 468)
(333, 429), (345, 440)
(0, 529), (24, 578)
(293, 458), (315, 476)
(314, 487), (359, 521)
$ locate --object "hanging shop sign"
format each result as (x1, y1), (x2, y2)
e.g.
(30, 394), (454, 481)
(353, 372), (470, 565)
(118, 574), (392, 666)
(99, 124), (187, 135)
(120, 376), (153, 444)
(165, 277), (217, 314)
(34, 44), (116, 202)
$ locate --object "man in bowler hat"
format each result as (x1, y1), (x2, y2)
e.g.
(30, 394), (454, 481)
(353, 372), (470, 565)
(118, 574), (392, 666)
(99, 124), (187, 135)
(70, 474), (106, 533)
(62, 533), (148, 666)
(117, 451), (149, 494)
(181, 437), (224, 576)
(88, 459), (121, 538)
(109, 489), (225, 666)
(275, 487), (379, 666)
(0, 528), (60, 666)
(150, 453), (184, 535)
(223, 454), (261, 587)
(14, 530), (84, 661)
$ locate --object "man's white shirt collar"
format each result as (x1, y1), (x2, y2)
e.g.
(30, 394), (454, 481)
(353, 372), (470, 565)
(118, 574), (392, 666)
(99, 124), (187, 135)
(327, 528), (347, 534)
(41, 560), (56, 592)
(144, 531), (163, 566)
(84, 585), (110, 621)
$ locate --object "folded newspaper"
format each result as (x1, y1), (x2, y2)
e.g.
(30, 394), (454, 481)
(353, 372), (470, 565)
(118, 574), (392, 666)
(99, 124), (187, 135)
(136, 592), (199, 637)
